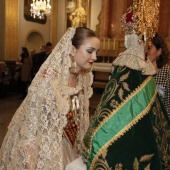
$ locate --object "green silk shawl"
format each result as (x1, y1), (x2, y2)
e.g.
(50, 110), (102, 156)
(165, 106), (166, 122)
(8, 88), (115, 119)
(82, 66), (170, 170)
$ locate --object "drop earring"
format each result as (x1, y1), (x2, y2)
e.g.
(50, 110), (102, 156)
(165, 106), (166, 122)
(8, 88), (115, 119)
(69, 54), (77, 75)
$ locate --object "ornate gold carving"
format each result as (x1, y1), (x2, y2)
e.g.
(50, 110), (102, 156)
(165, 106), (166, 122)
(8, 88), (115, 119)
(69, 0), (87, 28)
(121, 0), (160, 51)
(133, 0), (160, 44)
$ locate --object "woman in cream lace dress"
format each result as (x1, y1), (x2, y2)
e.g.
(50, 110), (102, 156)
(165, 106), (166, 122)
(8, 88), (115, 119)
(0, 27), (100, 170)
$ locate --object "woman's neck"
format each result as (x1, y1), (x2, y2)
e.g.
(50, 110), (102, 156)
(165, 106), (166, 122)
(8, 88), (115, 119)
(68, 74), (78, 88)
(152, 61), (160, 73)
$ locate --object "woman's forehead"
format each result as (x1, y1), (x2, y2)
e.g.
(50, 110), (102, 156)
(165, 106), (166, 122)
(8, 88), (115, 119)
(83, 37), (99, 43)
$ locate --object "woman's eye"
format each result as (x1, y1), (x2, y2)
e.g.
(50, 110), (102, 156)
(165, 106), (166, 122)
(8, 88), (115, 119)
(87, 50), (93, 54)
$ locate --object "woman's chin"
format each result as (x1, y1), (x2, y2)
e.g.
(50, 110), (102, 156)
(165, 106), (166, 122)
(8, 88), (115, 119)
(84, 67), (91, 72)
(78, 65), (93, 73)
(87, 64), (93, 69)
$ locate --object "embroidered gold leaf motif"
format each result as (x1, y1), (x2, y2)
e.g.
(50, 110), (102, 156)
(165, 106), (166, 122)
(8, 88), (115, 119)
(119, 71), (130, 82)
(139, 154), (154, 162)
(133, 157), (139, 170)
(118, 88), (124, 100)
(153, 126), (159, 135)
(115, 163), (123, 170)
(122, 82), (130, 91)
(94, 153), (112, 170)
(94, 160), (112, 170)
(110, 99), (119, 109)
(144, 163), (151, 170)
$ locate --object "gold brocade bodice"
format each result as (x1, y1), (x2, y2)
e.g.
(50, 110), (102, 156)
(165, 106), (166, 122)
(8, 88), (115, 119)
(63, 95), (80, 147)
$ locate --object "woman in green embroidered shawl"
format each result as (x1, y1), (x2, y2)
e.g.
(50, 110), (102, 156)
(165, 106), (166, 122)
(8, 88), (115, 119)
(82, 6), (170, 170)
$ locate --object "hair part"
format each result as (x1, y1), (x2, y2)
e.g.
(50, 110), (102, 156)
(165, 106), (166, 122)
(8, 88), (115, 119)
(72, 27), (97, 49)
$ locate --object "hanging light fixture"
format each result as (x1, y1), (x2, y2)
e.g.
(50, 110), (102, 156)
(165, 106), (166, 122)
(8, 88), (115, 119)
(30, 0), (52, 19)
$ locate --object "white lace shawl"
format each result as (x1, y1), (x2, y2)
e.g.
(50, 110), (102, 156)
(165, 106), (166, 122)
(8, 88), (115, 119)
(0, 28), (93, 170)
(113, 34), (156, 75)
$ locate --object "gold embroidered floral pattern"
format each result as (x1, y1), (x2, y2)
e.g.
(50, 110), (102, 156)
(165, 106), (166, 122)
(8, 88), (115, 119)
(100, 70), (130, 107)
(133, 154), (154, 170)
(115, 163), (123, 170)
(82, 65), (168, 170)
(117, 71), (130, 100)
(110, 99), (119, 109)
(93, 149), (112, 170)
(94, 152), (154, 170)
(152, 98), (170, 168)
(82, 68), (131, 156)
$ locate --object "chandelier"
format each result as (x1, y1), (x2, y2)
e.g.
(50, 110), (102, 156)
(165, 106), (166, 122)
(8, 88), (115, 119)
(30, 0), (52, 19)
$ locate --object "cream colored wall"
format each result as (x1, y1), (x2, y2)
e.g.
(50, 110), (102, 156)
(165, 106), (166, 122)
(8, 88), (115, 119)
(18, 1), (52, 54)
(18, 0), (102, 52)
(1, 0), (102, 60)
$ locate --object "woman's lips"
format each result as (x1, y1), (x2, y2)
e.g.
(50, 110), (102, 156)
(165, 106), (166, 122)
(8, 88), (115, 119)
(88, 62), (93, 65)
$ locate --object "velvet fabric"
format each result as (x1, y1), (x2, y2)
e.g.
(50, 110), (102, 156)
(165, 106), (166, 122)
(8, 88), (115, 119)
(82, 66), (170, 170)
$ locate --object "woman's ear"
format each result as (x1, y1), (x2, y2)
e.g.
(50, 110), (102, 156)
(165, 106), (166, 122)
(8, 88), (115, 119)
(70, 45), (76, 56)
(157, 48), (162, 56)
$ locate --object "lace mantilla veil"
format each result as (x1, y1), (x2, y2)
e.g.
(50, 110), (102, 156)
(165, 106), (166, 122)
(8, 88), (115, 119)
(113, 33), (156, 75)
(0, 27), (93, 170)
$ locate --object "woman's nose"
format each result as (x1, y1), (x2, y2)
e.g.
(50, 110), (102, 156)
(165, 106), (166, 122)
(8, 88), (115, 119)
(92, 53), (97, 61)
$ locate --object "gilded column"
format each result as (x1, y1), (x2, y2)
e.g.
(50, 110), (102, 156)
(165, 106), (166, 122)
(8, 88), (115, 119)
(158, 0), (170, 38)
(0, 0), (5, 59)
(98, 0), (111, 39)
(5, 0), (18, 60)
(110, 0), (133, 38)
(51, 0), (58, 45)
